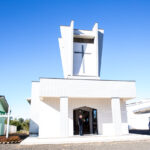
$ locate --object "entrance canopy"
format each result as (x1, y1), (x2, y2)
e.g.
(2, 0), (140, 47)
(39, 78), (136, 100)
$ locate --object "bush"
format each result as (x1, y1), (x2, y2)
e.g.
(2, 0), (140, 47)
(5, 118), (29, 131)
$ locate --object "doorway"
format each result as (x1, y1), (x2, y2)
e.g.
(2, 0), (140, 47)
(73, 106), (98, 135)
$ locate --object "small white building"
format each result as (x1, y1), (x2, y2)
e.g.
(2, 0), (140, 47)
(127, 99), (150, 130)
(28, 21), (136, 138)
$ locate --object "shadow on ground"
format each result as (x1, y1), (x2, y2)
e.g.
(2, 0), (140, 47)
(129, 129), (150, 135)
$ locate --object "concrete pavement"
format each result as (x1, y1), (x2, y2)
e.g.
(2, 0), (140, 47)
(21, 134), (150, 145)
(1, 140), (150, 150)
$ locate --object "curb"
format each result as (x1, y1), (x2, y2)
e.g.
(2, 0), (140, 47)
(0, 140), (21, 144)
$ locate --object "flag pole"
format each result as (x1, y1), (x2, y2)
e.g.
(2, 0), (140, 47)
(6, 106), (10, 138)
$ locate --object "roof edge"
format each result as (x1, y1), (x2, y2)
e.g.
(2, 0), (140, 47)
(38, 77), (136, 82)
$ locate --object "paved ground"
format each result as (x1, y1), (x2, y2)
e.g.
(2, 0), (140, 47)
(21, 133), (150, 145)
(1, 140), (150, 150)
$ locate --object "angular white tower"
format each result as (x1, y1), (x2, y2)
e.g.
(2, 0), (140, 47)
(58, 21), (104, 79)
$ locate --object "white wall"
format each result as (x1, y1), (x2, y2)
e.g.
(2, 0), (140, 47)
(121, 100), (128, 123)
(73, 43), (97, 76)
(29, 82), (40, 135)
(36, 98), (128, 137)
(30, 84), (61, 138)
(60, 97), (68, 137)
(58, 21), (74, 77)
(30, 82), (61, 137)
(39, 98), (60, 138)
(4, 125), (17, 134)
(128, 113), (150, 130)
(69, 98), (128, 136)
(127, 102), (150, 130)
(40, 78), (136, 99)
(68, 98), (113, 136)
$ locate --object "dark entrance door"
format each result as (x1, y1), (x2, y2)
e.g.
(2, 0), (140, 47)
(74, 109), (90, 135)
(82, 110), (90, 134)
(73, 107), (98, 135)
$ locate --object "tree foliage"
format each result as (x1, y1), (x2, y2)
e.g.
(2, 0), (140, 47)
(5, 118), (29, 131)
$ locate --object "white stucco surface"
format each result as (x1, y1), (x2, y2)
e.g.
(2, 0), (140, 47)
(111, 98), (122, 135)
(60, 97), (69, 137)
(29, 82), (40, 134)
(40, 78), (136, 99)
(127, 99), (150, 130)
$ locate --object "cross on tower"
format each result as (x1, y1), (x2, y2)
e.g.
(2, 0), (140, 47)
(74, 45), (91, 73)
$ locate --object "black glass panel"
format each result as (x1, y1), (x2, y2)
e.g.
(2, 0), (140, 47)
(74, 38), (94, 43)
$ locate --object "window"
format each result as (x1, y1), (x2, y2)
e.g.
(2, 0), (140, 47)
(74, 37), (94, 43)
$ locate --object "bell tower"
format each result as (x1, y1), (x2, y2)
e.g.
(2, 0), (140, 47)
(58, 21), (104, 79)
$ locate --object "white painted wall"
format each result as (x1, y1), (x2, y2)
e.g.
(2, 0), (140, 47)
(68, 98), (113, 136)
(68, 98), (128, 136)
(58, 21), (74, 77)
(127, 100), (150, 130)
(40, 78), (136, 99)
(60, 97), (68, 137)
(38, 98), (60, 138)
(73, 43), (96, 76)
(111, 98), (122, 135)
(29, 82), (40, 135)
(29, 82), (60, 137)
(4, 125), (17, 134)
(30, 96), (128, 137)
(128, 113), (150, 130)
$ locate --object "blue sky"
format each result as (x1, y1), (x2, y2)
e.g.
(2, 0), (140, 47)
(0, 0), (150, 118)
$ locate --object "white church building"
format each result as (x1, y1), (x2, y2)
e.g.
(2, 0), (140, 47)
(28, 21), (136, 138)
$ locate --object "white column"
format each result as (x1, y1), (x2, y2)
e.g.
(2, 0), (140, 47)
(111, 97), (122, 135)
(60, 97), (69, 137)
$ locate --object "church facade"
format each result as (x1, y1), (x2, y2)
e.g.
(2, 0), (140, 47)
(28, 21), (136, 138)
